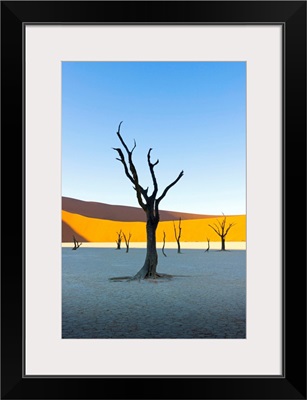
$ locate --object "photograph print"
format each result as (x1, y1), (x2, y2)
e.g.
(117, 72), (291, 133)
(61, 61), (246, 339)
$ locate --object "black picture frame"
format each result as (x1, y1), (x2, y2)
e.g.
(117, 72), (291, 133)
(1, 1), (306, 399)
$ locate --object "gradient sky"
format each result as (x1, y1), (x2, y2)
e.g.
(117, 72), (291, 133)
(62, 62), (246, 215)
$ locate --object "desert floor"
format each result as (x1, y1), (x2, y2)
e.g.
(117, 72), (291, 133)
(62, 247), (246, 339)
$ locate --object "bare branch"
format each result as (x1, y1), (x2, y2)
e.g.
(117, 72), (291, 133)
(114, 123), (148, 210)
(221, 217), (226, 229)
(147, 148), (159, 196)
(213, 222), (221, 233)
(225, 222), (236, 236)
(157, 170), (184, 205)
(113, 123), (183, 226)
(217, 219), (223, 229)
(123, 232), (132, 244)
(118, 121), (123, 132)
(208, 224), (221, 237)
(116, 121), (131, 155)
(113, 147), (135, 186)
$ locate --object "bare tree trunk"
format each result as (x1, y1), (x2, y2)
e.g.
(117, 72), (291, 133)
(133, 218), (158, 279)
(123, 232), (132, 253)
(205, 238), (210, 252)
(174, 218), (182, 254)
(72, 235), (82, 250)
(162, 231), (167, 257)
(116, 230), (122, 250)
(221, 237), (225, 251)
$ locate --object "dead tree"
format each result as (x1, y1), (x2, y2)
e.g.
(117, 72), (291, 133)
(173, 217), (182, 254)
(208, 214), (235, 251)
(123, 232), (132, 253)
(113, 122), (184, 280)
(162, 231), (167, 257)
(115, 230), (122, 250)
(72, 235), (82, 250)
(205, 238), (210, 252)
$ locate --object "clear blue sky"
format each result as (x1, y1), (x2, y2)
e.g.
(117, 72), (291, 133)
(62, 62), (246, 215)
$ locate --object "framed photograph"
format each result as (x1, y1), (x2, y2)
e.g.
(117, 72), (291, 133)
(1, 1), (306, 399)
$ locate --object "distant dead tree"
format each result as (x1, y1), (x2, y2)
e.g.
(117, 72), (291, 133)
(123, 232), (132, 253)
(208, 214), (235, 251)
(162, 231), (167, 257)
(205, 238), (210, 252)
(115, 230), (123, 250)
(174, 217), (182, 254)
(112, 121), (184, 280)
(72, 235), (82, 250)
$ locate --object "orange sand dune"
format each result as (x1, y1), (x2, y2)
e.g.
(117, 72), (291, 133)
(62, 196), (218, 222)
(62, 210), (246, 243)
(62, 220), (87, 244)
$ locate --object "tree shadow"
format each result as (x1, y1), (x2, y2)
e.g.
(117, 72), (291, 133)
(109, 273), (191, 283)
